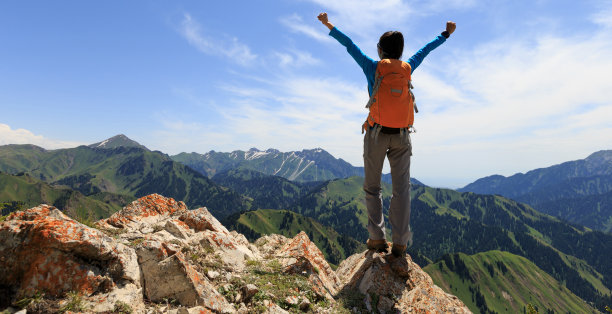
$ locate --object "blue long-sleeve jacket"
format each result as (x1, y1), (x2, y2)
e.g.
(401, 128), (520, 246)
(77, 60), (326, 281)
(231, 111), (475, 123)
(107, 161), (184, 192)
(329, 27), (446, 96)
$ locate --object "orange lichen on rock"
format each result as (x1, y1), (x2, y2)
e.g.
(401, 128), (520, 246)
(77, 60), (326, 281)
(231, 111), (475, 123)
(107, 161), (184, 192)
(97, 194), (188, 229)
(0, 204), (139, 302)
(178, 207), (228, 234)
(278, 231), (340, 299)
(19, 249), (111, 297)
(209, 233), (237, 250)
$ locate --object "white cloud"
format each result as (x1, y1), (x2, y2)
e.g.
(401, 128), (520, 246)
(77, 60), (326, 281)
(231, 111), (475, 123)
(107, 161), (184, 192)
(308, 0), (414, 38)
(179, 13), (257, 66)
(183, 74), (370, 165)
(304, 0), (474, 39)
(0, 124), (83, 149)
(274, 49), (321, 68)
(406, 27), (612, 187)
(280, 14), (334, 43)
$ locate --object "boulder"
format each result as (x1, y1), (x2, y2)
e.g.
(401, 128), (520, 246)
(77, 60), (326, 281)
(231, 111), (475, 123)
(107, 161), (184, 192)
(336, 250), (470, 313)
(96, 193), (188, 231)
(0, 204), (142, 311)
(135, 240), (232, 312)
(99, 195), (260, 272)
(276, 231), (340, 300)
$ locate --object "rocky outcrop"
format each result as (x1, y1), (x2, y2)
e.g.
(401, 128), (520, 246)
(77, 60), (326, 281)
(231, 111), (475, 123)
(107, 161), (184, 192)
(0, 194), (469, 313)
(265, 231), (340, 300)
(0, 204), (142, 313)
(337, 250), (470, 313)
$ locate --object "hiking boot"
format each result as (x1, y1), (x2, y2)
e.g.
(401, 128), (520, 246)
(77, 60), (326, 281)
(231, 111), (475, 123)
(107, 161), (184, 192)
(366, 239), (388, 253)
(391, 244), (407, 258)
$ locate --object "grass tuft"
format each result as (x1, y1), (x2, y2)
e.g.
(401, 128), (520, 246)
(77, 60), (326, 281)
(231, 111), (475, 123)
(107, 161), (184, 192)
(14, 292), (43, 309)
(59, 291), (86, 313)
(113, 301), (133, 314)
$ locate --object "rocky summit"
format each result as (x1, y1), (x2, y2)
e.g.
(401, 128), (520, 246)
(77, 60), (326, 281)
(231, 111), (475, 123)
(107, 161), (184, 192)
(0, 194), (469, 313)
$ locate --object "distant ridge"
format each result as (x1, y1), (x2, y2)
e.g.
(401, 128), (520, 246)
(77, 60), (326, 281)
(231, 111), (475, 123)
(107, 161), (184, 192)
(172, 147), (363, 182)
(88, 134), (149, 151)
(172, 147), (425, 185)
(459, 149), (612, 232)
(460, 150), (612, 197)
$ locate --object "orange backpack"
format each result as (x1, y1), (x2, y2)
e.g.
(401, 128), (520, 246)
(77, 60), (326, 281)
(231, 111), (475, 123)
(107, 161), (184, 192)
(364, 59), (418, 131)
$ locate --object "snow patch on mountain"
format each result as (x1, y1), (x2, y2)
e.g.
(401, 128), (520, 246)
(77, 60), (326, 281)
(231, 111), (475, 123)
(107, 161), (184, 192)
(95, 139), (110, 148)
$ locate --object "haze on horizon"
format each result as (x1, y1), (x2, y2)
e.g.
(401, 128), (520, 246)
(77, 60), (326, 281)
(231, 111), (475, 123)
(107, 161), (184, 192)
(1, 0), (611, 188)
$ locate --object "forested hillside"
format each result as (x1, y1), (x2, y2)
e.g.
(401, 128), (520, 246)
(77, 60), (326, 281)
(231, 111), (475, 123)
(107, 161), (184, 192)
(423, 250), (596, 313)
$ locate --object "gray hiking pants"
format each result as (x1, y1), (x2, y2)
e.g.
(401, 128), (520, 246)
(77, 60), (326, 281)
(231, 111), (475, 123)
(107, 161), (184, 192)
(363, 126), (413, 247)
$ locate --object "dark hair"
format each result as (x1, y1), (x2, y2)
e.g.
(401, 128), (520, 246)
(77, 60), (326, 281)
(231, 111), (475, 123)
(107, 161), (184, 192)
(378, 31), (404, 59)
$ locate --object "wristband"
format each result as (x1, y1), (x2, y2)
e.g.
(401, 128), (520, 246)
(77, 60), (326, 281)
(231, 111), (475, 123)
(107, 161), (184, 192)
(441, 31), (450, 38)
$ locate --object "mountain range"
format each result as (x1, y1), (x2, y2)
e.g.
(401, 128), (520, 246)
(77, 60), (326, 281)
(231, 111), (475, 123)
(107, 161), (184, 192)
(171, 148), (425, 186)
(172, 148), (362, 182)
(460, 150), (612, 232)
(0, 139), (249, 220)
(1, 134), (611, 311)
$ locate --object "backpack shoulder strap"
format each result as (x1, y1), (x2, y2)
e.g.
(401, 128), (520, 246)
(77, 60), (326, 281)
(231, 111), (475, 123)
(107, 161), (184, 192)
(366, 70), (383, 109)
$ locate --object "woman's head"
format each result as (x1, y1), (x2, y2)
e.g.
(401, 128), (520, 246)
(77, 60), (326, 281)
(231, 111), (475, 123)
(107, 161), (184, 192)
(378, 31), (404, 60)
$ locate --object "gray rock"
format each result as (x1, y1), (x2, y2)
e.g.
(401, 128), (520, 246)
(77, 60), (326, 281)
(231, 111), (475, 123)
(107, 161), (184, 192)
(240, 284), (259, 303)
(207, 270), (220, 280)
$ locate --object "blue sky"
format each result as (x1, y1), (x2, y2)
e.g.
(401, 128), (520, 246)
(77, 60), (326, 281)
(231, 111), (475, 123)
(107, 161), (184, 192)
(1, 0), (612, 188)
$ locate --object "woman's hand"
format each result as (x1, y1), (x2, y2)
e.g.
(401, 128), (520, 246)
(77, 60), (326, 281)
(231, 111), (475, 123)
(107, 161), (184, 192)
(446, 21), (456, 35)
(318, 12), (334, 30)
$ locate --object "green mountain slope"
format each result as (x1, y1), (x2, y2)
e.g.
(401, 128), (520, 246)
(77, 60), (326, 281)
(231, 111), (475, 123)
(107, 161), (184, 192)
(294, 176), (392, 241)
(535, 189), (612, 233)
(410, 186), (611, 308)
(0, 142), (250, 219)
(0, 144), (49, 175)
(514, 175), (612, 233)
(212, 168), (316, 210)
(0, 172), (130, 221)
(225, 209), (364, 266)
(423, 250), (596, 314)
